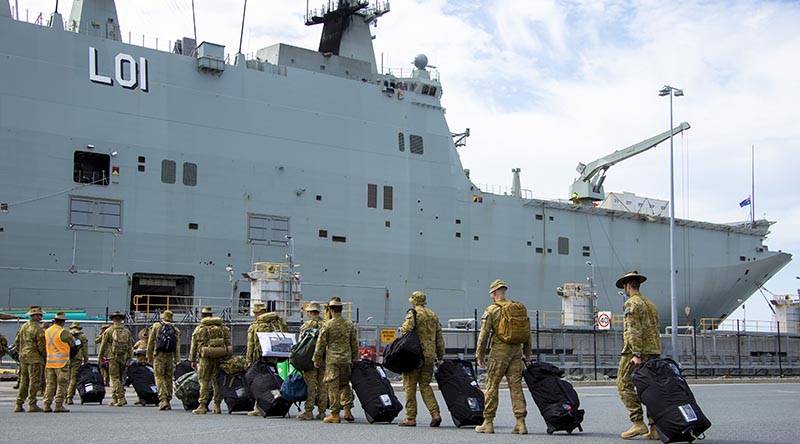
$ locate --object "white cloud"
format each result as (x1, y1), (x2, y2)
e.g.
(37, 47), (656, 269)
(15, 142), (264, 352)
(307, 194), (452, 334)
(14, 0), (799, 320)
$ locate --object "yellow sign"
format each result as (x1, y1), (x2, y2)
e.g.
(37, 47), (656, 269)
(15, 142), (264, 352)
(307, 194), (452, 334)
(380, 329), (397, 343)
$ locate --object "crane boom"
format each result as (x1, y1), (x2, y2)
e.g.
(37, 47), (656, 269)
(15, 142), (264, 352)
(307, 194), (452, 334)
(569, 122), (690, 202)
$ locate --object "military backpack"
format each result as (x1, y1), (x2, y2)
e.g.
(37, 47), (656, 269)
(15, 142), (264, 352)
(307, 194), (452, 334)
(110, 327), (132, 355)
(289, 328), (319, 372)
(200, 324), (230, 359)
(494, 300), (531, 345)
(155, 322), (178, 353)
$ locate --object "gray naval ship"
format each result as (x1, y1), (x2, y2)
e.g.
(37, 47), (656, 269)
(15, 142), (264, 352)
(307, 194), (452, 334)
(0, 0), (791, 326)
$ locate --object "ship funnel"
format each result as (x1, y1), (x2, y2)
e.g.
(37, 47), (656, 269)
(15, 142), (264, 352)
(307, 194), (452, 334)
(68, 0), (120, 41)
(511, 168), (522, 197)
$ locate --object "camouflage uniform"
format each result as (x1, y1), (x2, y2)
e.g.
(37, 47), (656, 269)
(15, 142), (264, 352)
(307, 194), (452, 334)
(0, 333), (7, 358)
(43, 319), (75, 411)
(94, 326), (110, 386)
(147, 315), (181, 408)
(14, 316), (46, 411)
(475, 280), (531, 433)
(98, 320), (133, 406)
(617, 290), (661, 423)
(246, 312), (287, 366)
(66, 323), (89, 404)
(189, 316), (231, 413)
(313, 314), (358, 417)
(400, 292), (444, 424)
(133, 328), (148, 364)
(300, 315), (327, 417)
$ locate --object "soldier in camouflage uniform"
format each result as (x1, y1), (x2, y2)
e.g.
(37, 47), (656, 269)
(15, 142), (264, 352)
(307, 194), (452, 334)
(189, 307), (231, 415)
(133, 328), (149, 364)
(475, 280), (531, 434)
(245, 301), (287, 416)
(94, 324), (110, 386)
(43, 312), (76, 413)
(296, 302), (327, 420)
(398, 291), (444, 427)
(615, 271), (661, 440)
(66, 322), (89, 405)
(314, 297), (358, 424)
(98, 311), (133, 407)
(147, 310), (181, 410)
(14, 306), (47, 412)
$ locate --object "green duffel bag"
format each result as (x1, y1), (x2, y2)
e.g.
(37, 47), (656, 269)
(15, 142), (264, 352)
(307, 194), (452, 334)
(289, 328), (318, 372)
(220, 355), (247, 375)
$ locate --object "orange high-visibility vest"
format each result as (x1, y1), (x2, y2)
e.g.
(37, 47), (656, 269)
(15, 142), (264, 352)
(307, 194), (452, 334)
(46, 325), (70, 368)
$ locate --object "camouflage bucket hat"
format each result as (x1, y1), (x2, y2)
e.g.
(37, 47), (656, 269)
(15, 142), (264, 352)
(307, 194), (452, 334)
(53, 312), (68, 321)
(328, 297), (343, 307)
(489, 279), (508, 293)
(306, 302), (321, 313)
(408, 291), (426, 305)
(26, 305), (45, 316)
(252, 302), (267, 314)
(615, 270), (647, 289)
(160, 310), (174, 322)
(201, 306), (213, 315)
(69, 321), (82, 330)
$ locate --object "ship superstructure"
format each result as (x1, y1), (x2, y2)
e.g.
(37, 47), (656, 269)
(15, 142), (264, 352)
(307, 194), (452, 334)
(0, 0), (791, 326)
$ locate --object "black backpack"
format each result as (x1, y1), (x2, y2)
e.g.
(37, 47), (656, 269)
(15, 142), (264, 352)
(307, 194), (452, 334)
(382, 309), (424, 374)
(69, 332), (84, 359)
(156, 323), (178, 352)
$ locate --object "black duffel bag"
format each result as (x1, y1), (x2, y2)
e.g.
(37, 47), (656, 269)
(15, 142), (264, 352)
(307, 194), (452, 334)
(382, 309), (424, 374)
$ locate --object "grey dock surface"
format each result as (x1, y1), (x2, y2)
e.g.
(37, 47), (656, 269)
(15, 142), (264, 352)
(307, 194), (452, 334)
(1, 380), (798, 443)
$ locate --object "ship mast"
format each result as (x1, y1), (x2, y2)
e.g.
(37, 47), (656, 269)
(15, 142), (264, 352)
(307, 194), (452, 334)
(67, 0), (120, 40)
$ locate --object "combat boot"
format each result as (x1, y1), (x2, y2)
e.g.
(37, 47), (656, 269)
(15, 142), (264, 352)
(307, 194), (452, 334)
(621, 421), (649, 439)
(134, 399), (142, 406)
(116, 398), (128, 407)
(212, 402), (222, 414)
(192, 403), (208, 414)
(323, 413), (341, 423)
(316, 411), (327, 420)
(397, 418), (416, 427)
(475, 419), (494, 434)
(14, 403), (24, 413)
(247, 408), (262, 417)
(158, 399), (169, 411)
(430, 412), (442, 427)
(54, 403), (70, 413)
(43, 403), (52, 413)
(66, 397), (74, 405)
(343, 408), (354, 422)
(511, 418), (528, 434)
(108, 398), (118, 407)
(27, 403), (43, 413)
(296, 411), (314, 420)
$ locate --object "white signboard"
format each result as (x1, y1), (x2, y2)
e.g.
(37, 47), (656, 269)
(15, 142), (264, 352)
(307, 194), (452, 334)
(256, 332), (297, 357)
(597, 311), (612, 330)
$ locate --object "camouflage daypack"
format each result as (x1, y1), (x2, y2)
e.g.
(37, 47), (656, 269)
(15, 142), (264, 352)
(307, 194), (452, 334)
(200, 320), (230, 359)
(494, 300), (531, 344)
(110, 327), (132, 355)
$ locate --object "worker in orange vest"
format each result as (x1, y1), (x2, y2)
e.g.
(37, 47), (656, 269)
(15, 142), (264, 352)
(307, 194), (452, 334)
(43, 312), (75, 413)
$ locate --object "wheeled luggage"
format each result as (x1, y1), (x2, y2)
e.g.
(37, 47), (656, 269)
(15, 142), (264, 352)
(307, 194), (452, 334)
(125, 362), (160, 406)
(350, 360), (402, 424)
(175, 371), (201, 411)
(524, 362), (584, 434)
(217, 371), (255, 414)
(245, 359), (291, 417)
(77, 363), (106, 404)
(632, 358), (711, 443)
(434, 359), (484, 427)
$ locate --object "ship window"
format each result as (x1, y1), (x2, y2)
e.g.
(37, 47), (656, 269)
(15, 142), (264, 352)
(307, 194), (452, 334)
(527, 241), (532, 246)
(73, 151), (110, 186)
(428, 86), (437, 97)
(188, 223), (198, 230)
(547, 248), (552, 253)
(316, 195), (322, 201)
(535, 214), (543, 220)
(248, 214), (289, 244)
(421, 84), (430, 95)
(455, 219), (461, 224)
(69, 197), (121, 231)
(137, 165), (145, 172)
(319, 230), (328, 238)
(456, 232), (461, 238)
(332, 236), (346, 243)
(138, 156), (146, 163)
(385, 221), (391, 228)
(383, 186), (393, 210)
(739, 256), (746, 262)
(161, 160), (176, 184)
(183, 162), (197, 186)
(549, 216), (554, 221)
(410, 135), (424, 155)
(535, 247), (543, 253)
(582, 245), (590, 257)
(473, 235), (479, 241)
(398, 133), (405, 152)
(367, 184), (377, 208)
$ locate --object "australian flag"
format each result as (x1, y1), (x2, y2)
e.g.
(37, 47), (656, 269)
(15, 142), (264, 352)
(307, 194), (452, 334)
(739, 196), (751, 207)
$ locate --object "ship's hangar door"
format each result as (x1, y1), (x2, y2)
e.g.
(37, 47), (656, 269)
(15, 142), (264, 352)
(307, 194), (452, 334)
(130, 273), (194, 314)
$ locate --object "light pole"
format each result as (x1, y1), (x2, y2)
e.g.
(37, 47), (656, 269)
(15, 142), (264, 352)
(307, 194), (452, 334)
(659, 84), (684, 363)
(737, 298), (746, 332)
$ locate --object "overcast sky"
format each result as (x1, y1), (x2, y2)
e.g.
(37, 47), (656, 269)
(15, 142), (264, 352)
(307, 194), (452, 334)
(14, 0), (800, 325)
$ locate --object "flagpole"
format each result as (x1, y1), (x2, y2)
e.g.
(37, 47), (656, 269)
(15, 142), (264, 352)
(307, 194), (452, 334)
(751, 144), (755, 228)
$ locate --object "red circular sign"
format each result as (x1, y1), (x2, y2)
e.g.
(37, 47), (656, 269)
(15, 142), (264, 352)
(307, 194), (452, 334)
(597, 312), (611, 328)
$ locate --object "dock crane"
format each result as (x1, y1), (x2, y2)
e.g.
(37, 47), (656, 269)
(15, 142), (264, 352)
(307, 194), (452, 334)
(569, 122), (690, 202)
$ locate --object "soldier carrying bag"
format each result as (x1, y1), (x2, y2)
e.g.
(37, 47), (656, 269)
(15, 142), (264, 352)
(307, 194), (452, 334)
(382, 309), (424, 374)
(69, 332), (83, 359)
(200, 324), (231, 359)
(155, 322), (178, 353)
(110, 327), (132, 356)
